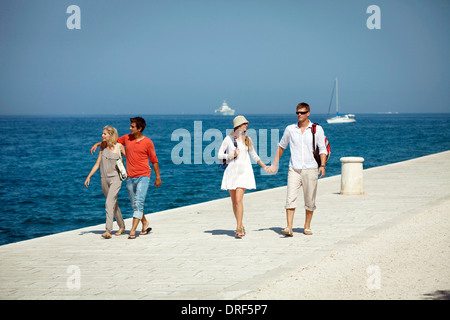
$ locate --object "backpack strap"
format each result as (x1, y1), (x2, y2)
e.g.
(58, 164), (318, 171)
(311, 123), (318, 149)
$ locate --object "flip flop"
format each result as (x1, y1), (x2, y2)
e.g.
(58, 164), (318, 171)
(281, 228), (293, 237)
(140, 227), (152, 235)
(128, 234), (136, 239)
(235, 228), (245, 238)
(102, 234), (112, 239)
(303, 228), (313, 235)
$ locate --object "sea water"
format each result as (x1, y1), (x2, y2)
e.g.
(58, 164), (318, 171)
(0, 113), (449, 245)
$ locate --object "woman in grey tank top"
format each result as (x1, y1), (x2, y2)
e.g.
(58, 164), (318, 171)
(85, 126), (127, 239)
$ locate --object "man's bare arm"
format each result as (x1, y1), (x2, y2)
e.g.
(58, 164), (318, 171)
(90, 142), (102, 154)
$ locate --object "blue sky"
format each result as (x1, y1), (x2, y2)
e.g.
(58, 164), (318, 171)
(0, 0), (449, 115)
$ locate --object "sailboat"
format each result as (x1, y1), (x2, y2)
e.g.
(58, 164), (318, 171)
(326, 77), (356, 124)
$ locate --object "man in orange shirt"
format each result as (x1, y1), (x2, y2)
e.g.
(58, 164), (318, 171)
(91, 117), (161, 239)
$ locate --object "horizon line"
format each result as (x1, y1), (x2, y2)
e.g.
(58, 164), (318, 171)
(1, 112), (449, 117)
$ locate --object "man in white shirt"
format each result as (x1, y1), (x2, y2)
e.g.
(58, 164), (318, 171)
(267, 103), (327, 236)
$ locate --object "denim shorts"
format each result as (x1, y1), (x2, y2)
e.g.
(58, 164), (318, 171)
(126, 176), (150, 219)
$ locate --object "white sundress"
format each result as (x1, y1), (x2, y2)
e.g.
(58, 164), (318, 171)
(218, 134), (261, 190)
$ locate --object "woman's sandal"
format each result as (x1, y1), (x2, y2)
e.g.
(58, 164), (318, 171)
(115, 229), (126, 236)
(235, 227), (246, 238)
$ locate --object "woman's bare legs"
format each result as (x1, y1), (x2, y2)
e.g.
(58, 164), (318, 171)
(229, 188), (246, 237)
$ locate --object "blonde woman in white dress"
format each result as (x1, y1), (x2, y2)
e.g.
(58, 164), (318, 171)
(218, 116), (270, 238)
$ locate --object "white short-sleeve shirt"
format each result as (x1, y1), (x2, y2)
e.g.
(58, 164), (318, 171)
(278, 121), (327, 169)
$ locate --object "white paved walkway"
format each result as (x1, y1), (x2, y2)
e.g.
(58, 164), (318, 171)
(0, 151), (449, 300)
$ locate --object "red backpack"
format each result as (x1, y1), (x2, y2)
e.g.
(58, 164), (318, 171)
(311, 123), (330, 167)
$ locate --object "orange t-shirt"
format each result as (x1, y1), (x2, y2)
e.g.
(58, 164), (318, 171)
(117, 134), (158, 178)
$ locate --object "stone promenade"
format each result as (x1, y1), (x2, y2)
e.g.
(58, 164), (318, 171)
(0, 151), (449, 299)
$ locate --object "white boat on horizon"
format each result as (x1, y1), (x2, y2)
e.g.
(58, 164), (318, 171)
(326, 78), (356, 124)
(214, 100), (235, 116)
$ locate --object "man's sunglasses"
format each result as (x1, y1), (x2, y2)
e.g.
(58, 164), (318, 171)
(296, 111), (309, 115)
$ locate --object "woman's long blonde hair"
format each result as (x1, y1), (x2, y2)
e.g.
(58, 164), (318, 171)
(103, 125), (118, 148)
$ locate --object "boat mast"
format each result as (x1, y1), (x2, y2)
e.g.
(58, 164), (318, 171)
(335, 77), (339, 114)
(326, 78), (336, 119)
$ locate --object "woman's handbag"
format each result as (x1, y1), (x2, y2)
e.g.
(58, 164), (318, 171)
(116, 158), (127, 181)
(115, 144), (127, 181)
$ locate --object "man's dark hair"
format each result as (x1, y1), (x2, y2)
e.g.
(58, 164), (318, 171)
(296, 102), (310, 112)
(130, 117), (146, 133)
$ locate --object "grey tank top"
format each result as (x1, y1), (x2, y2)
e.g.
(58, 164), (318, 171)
(100, 144), (121, 178)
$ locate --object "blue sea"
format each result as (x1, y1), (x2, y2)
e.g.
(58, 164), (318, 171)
(1, 113), (449, 245)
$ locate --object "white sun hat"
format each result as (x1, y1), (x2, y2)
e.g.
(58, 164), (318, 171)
(233, 115), (249, 129)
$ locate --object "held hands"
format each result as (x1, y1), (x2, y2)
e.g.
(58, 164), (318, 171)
(265, 165), (278, 175)
(264, 165), (324, 176)
(263, 166), (273, 175)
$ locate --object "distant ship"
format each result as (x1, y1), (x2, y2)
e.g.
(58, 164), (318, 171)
(214, 100), (235, 116)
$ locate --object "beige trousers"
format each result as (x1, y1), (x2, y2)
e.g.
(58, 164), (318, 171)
(285, 167), (318, 211)
(101, 176), (125, 233)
